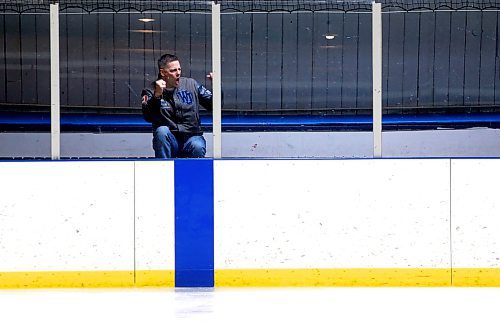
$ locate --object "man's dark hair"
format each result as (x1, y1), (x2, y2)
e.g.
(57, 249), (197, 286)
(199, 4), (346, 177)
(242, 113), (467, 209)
(158, 53), (179, 70)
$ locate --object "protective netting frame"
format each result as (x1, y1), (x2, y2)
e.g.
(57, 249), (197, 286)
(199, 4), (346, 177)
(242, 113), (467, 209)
(1, 0), (498, 14)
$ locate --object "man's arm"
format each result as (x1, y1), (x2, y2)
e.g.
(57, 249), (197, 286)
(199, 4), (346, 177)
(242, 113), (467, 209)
(141, 78), (168, 123)
(141, 88), (162, 123)
(198, 72), (224, 112)
(197, 82), (213, 112)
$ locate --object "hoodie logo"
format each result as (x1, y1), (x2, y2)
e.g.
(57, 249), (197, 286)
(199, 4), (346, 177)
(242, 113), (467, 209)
(177, 90), (193, 105)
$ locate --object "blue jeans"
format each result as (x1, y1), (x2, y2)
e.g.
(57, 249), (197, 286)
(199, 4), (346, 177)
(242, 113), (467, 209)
(152, 126), (206, 158)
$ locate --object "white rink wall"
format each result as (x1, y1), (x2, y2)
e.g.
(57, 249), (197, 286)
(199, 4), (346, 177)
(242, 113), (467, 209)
(214, 159), (451, 269)
(451, 159), (500, 268)
(1, 158), (500, 287)
(134, 161), (175, 272)
(0, 161), (175, 275)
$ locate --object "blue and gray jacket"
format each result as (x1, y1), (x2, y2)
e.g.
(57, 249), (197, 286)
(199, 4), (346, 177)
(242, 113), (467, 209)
(141, 77), (213, 135)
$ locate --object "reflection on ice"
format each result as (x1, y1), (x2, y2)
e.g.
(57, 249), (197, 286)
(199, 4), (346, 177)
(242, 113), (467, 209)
(174, 287), (215, 318)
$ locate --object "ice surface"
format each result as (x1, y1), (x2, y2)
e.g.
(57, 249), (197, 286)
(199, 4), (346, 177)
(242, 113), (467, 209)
(1, 287), (498, 333)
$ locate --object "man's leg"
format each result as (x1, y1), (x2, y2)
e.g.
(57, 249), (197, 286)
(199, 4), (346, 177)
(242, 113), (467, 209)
(181, 135), (206, 158)
(153, 126), (179, 158)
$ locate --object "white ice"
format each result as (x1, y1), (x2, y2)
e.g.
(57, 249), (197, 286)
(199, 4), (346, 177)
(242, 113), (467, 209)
(1, 288), (499, 333)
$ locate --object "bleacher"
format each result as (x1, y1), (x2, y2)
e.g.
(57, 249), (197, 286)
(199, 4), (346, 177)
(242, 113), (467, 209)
(3, 110), (500, 133)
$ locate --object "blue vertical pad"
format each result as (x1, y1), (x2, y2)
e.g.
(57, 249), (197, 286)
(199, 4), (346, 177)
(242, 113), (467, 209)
(174, 159), (214, 287)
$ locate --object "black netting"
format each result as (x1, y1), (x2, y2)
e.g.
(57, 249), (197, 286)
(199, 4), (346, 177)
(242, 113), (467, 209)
(0, 0), (499, 14)
(222, 0), (500, 12)
(0, 1), (213, 13)
(56, 0), (212, 13)
(381, 0), (500, 11)
(0, 0), (50, 13)
(221, 0), (499, 12)
(220, 1), (372, 13)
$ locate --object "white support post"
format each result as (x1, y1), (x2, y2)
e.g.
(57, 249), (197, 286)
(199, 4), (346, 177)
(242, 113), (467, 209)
(50, 3), (60, 160)
(211, 1), (222, 158)
(372, 1), (382, 158)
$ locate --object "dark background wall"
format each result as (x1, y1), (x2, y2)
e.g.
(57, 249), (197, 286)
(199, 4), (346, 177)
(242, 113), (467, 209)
(0, 10), (499, 114)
